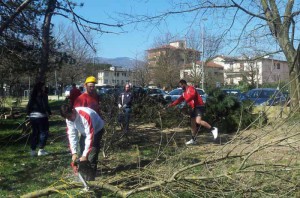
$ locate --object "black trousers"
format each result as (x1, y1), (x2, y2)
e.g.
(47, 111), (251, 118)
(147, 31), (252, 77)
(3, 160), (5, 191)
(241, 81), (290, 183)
(79, 128), (104, 180)
(29, 117), (49, 150)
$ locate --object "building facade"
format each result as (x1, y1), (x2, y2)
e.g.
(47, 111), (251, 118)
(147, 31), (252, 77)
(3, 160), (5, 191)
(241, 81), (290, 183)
(180, 61), (224, 88)
(97, 66), (137, 86)
(212, 55), (289, 86)
(147, 40), (200, 84)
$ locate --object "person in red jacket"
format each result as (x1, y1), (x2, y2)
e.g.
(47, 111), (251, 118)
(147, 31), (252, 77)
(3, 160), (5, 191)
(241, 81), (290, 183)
(74, 76), (101, 115)
(168, 79), (218, 145)
(67, 83), (82, 107)
(73, 76), (104, 179)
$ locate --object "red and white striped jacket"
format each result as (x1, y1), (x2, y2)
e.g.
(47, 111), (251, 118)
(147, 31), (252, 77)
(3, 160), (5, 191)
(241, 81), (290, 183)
(65, 107), (104, 157)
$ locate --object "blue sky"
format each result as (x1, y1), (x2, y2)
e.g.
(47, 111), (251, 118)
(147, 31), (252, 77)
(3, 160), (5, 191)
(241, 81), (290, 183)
(52, 1), (284, 60)
(54, 0), (211, 60)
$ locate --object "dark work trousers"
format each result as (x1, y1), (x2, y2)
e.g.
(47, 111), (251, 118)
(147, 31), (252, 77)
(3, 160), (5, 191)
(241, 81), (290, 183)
(124, 108), (131, 132)
(29, 117), (49, 151)
(118, 107), (131, 132)
(79, 128), (104, 180)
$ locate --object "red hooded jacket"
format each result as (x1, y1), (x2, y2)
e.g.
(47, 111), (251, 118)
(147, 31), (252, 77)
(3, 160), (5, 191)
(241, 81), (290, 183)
(170, 86), (204, 108)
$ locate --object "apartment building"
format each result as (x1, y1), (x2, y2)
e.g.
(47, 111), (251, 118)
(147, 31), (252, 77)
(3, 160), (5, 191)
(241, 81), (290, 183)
(96, 66), (137, 86)
(212, 55), (289, 86)
(180, 61), (224, 87)
(146, 40), (200, 84)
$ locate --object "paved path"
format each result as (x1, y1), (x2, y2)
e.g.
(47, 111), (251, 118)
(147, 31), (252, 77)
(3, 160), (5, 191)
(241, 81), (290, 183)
(48, 95), (66, 101)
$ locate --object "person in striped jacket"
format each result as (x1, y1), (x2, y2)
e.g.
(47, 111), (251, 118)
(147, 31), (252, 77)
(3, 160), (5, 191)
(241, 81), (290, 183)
(60, 104), (104, 181)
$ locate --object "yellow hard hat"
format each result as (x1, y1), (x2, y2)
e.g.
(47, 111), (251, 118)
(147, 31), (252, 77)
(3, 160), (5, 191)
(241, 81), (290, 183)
(85, 76), (97, 84)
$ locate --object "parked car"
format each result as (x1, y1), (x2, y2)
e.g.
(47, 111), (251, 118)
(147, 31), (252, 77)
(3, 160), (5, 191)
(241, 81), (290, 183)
(166, 88), (207, 103)
(221, 88), (247, 102)
(132, 86), (147, 98)
(146, 88), (168, 97)
(221, 89), (241, 96)
(245, 88), (286, 106)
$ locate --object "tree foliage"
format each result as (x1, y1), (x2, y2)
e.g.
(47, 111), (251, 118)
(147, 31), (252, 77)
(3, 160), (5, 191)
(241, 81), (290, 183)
(205, 88), (258, 133)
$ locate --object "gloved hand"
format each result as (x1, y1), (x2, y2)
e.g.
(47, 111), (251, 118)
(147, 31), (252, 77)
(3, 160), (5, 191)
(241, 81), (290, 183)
(72, 153), (78, 162)
(118, 104), (122, 109)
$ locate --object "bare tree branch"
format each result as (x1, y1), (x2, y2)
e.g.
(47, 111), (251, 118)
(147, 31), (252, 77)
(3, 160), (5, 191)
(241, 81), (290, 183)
(0, 0), (33, 34)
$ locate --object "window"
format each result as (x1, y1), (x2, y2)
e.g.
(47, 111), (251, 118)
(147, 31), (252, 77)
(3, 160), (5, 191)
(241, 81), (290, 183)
(277, 63), (280, 69)
(240, 63), (244, 71)
(104, 72), (109, 76)
(229, 63), (233, 70)
(104, 79), (108, 84)
(183, 72), (189, 78)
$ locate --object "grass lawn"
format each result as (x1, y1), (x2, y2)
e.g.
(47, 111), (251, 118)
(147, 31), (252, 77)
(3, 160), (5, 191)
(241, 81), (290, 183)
(0, 99), (300, 197)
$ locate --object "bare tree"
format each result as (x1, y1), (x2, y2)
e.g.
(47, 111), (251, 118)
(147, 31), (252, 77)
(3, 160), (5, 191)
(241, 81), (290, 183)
(0, 0), (33, 35)
(152, 49), (182, 88)
(54, 25), (95, 85)
(38, 0), (56, 82)
(122, 1), (300, 109)
(1, 0), (124, 84)
(241, 56), (259, 87)
(132, 55), (151, 87)
(185, 29), (224, 87)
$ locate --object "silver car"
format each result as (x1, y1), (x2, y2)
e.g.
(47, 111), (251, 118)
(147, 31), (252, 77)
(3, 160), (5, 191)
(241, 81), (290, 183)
(166, 88), (207, 104)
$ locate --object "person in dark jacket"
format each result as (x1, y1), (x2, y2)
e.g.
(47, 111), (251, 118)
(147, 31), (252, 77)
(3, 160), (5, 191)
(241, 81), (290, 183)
(26, 81), (52, 156)
(118, 84), (133, 133)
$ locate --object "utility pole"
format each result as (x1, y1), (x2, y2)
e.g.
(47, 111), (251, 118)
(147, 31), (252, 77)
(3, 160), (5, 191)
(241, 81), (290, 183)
(200, 18), (207, 90)
(55, 70), (57, 94)
(256, 60), (259, 88)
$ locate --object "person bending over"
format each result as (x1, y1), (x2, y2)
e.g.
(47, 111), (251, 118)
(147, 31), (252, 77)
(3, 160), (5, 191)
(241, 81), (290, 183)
(60, 104), (104, 181)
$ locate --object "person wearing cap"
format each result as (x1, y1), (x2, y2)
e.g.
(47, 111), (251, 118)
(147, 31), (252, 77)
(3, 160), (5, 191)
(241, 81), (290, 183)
(73, 76), (104, 180)
(73, 76), (100, 115)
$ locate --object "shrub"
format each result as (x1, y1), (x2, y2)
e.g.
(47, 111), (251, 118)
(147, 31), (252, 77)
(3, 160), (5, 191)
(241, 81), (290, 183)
(204, 88), (257, 133)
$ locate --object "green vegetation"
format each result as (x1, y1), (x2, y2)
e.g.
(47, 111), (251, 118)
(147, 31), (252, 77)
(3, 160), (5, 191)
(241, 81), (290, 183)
(0, 97), (299, 197)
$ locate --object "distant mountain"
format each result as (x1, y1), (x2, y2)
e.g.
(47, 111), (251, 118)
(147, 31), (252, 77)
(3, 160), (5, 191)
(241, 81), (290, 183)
(93, 57), (144, 68)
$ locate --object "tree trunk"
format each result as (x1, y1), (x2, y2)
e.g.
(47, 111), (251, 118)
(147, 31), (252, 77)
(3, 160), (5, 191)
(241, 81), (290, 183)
(36, 0), (56, 83)
(289, 46), (300, 110)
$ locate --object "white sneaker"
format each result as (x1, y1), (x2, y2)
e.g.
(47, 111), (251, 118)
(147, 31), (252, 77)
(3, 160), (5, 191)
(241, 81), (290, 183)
(38, 149), (49, 156)
(30, 150), (36, 157)
(185, 139), (197, 145)
(211, 127), (218, 139)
